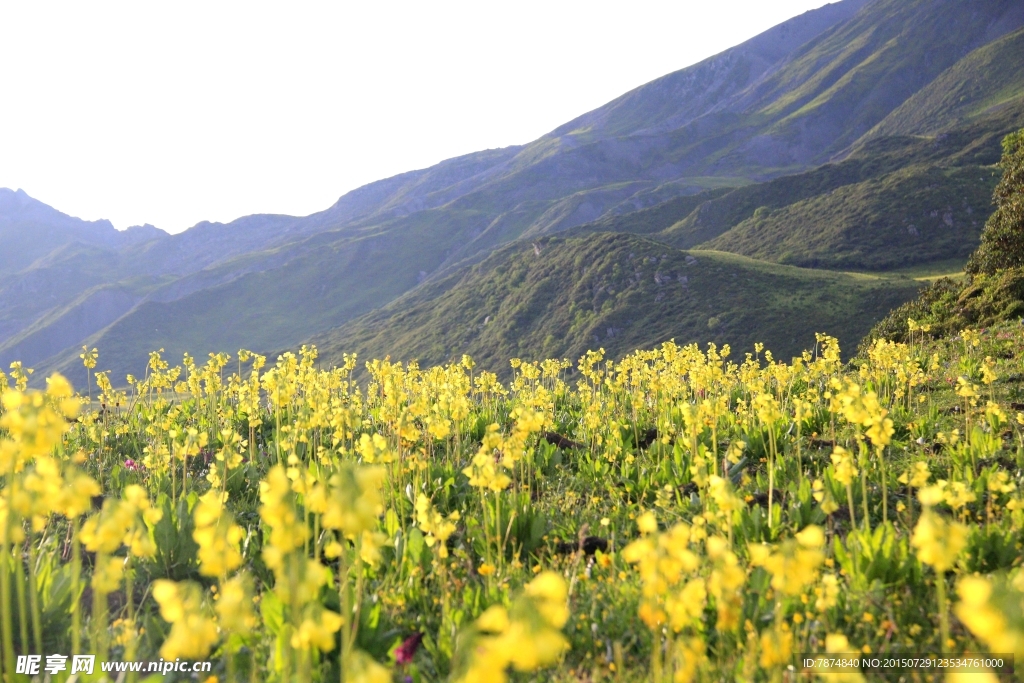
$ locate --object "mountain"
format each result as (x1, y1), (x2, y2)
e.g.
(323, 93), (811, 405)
(0, 189), (168, 347)
(0, 188), (166, 276)
(310, 233), (922, 375)
(576, 109), (1019, 270)
(3, 0), (1024, 383)
(863, 25), (1024, 139)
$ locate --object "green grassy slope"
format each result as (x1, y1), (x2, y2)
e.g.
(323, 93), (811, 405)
(312, 233), (922, 377)
(723, 0), (1024, 166)
(569, 188), (733, 238)
(545, 0), (871, 142)
(703, 164), (999, 269)
(567, 106), (1019, 256)
(657, 100), (1024, 268)
(39, 206), (502, 385)
(0, 284), (143, 368)
(866, 27), (1024, 138)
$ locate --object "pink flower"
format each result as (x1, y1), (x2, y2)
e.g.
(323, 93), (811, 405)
(395, 632), (422, 666)
(124, 459), (141, 472)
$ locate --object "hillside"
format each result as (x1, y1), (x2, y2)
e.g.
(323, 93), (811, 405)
(864, 26), (1024, 139)
(864, 126), (1024, 346)
(701, 163), (999, 269)
(311, 233), (922, 376)
(7, 0), (1024, 382)
(0, 188), (165, 276)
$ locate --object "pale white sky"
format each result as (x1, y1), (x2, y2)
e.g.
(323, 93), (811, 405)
(0, 1), (832, 234)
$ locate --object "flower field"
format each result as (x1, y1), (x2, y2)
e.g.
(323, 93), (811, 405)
(2, 322), (1024, 682)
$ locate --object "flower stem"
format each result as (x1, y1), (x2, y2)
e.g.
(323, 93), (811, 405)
(26, 536), (42, 655)
(71, 518), (82, 655)
(936, 573), (949, 654)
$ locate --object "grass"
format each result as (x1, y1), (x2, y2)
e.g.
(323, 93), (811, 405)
(569, 188), (732, 238)
(844, 259), (967, 281)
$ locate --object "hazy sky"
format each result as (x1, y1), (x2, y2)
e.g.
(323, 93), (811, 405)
(0, 1), (833, 234)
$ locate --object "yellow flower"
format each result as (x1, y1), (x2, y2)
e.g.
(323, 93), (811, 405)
(192, 490), (244, 577)
(815, 574), (840, 611)
(319, 464), (385, 538)
(822, 634), (866, 682)
(58, 469), (101, 519)
(666, 578), (706, 631)
(830, 447), (858, 487)
(637, 510), (658, 534)
(0, 374), (77, 467)
(80, 500), (134, 555)
(898, 461), (931, 488)
(985, 400), (1006, 425)
(671, 637), (706, 683)
(945, 481), (977, 510)
(956, 377), (979, 399)
(455, 573), (570, 683)
(912, 510), (967, 571)
(753, 393), (782, 424)
(524, 571), (569, 628)
(80, 346), (98, 370)
(91, 555), (124, 593)
(415, 494), (460, 558)
(259, 466), (308, 566)
(359, 529), (386, 568)
(462, 430), (512, 493)
(759, 625), (792, 668)
(795, 524), (825, 548)
(954, 575), (1023, 657)
(919, 482), (947, 507)
(291, 607), (344, 652)
(826, 633), (852, 653)
(356, 433), (390, 464)
(152, 580), (219, 660)
(812, 478), (839, 514)
(343, 649), (391, 683)
(215, 574), (257, 635)
(476, 605), (510, 633)
(988, 471), (1016, 495)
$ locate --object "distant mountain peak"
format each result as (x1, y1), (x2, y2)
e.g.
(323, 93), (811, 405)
(0, 187), (113, 231)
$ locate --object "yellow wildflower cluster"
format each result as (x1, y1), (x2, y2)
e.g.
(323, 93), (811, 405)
(192, 490), (244, 577)
(623, 512), (705, 632)
(456, 571), (569, 683)
(415, 493), (460, 558)
(463, 424), (512, 491)
(912, 488), (968, 572)
(833, 381), (894, 449)
(750, 525), (826, 597)
(11, 302), (1024, 682)
(152, 580), (220, 660)
(0, 374), (78, 469)
(955, 574), (1024, 661)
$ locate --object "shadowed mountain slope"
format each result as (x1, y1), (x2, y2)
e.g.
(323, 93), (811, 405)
(310, 233), (922, 377)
